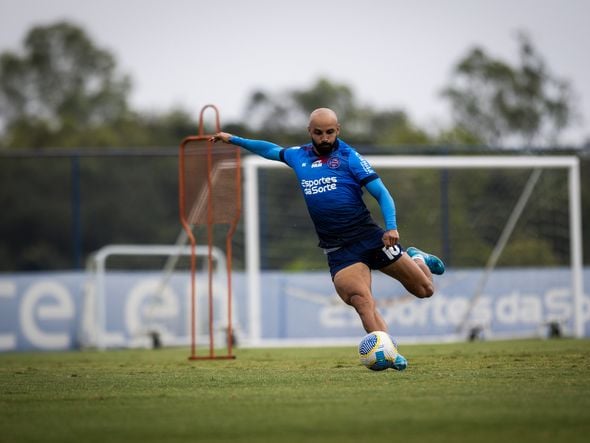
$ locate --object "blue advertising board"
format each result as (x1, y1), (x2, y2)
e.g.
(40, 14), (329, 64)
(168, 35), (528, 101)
(1, 269), (588, 351)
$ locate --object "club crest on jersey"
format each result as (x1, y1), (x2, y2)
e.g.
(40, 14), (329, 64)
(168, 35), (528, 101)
(327, 158), (340, 169)
(311, 160), (323, 168)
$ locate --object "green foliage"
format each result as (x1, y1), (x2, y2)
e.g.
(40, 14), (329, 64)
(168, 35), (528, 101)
(0, 22), (197, 149)
(0, 158), (73, 270)
(0, 22), (131, 148)
(0, 20), (587, 271)
(0, 155), (180, 271)
(241, 77), (438, 148)
(292, 77), (357, 120)
(441, 32), (575, 147)
(78, 156), (179, 251)
(435, 125), (484, 146)
(373, 112), (432, 146)
(1, 340), (589, 443)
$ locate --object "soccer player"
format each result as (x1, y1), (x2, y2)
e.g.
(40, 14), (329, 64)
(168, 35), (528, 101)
(211, 108), (444, 370)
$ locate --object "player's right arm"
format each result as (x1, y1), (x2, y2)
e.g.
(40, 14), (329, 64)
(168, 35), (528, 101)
(211, 132), (282, 161)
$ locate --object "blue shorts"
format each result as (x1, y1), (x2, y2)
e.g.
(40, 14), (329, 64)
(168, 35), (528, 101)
(325, 230), (405, 279)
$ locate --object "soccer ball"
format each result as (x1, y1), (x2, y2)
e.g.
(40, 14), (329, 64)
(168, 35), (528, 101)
(358, 331), (399, 371)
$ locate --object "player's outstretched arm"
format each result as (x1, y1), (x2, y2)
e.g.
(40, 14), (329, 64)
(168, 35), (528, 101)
(211, 132), (282, 161)
(365, 178), (399, 247)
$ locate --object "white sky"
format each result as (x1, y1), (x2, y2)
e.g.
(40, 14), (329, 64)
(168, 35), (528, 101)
(1, 0), (589, 144)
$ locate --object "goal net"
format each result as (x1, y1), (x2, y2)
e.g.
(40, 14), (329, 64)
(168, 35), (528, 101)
(241, 155), (584, 345)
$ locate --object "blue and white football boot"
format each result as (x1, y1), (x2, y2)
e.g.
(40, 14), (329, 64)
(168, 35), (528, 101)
(392, 354), (408, 371)
(406, 247), (445, 275)
(389, 336), (408, 371)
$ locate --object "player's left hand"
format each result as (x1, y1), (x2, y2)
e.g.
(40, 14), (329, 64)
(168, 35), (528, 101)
(382, 229), (399, 247)
(210, 132), (233, 143)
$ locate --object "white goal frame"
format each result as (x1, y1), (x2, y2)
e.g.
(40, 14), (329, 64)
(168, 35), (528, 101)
(82, 244), (227, 350)
(243, 155), (584, 344)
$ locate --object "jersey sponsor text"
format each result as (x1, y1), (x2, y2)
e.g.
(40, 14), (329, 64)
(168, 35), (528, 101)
(301, 176), (338, 195)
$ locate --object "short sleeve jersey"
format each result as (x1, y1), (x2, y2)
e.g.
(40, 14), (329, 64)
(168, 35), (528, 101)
(279, 139), (383, 248)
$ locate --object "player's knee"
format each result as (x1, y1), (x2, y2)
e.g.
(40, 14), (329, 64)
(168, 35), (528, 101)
(412, 282), (434, 298)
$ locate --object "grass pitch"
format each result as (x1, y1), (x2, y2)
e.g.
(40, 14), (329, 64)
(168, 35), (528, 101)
(1, 339), (589, 443)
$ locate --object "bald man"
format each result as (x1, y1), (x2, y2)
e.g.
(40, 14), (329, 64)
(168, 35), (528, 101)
(212, 108), (444, 371)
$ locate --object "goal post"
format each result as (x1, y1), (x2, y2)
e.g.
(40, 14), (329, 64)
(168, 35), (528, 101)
(243, 155), (584, 344)
(81, 244), (230, 350)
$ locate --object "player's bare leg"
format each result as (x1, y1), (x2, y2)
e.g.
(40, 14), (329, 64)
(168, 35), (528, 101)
(333, 263), (387, 332)
(337, 263), (408, 371)
(379, 254), (435, 298)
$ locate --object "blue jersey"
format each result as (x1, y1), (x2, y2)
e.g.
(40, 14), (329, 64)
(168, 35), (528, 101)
(279, 140), (383, 248)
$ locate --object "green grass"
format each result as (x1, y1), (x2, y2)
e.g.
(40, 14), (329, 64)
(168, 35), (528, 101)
(1, 339), (589, 443)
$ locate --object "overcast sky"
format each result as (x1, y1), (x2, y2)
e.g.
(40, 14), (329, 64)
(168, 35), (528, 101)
(1, 0), (589, 144)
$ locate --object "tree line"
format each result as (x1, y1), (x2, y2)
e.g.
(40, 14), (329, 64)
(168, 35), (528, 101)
(0, 22), (583, 150)
(0, 22), (588, 271)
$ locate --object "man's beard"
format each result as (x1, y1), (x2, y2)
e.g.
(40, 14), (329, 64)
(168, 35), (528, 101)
(312, 140), (335, 156)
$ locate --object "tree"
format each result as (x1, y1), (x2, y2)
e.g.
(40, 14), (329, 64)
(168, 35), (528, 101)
(240, 77), (357, 142)
(0, 21), (132, 148)
(441, 32), (575, 147)
(241, 77), (434, 148)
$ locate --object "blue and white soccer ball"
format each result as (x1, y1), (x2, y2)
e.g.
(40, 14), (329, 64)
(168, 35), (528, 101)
(358, 331), (399, 371)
